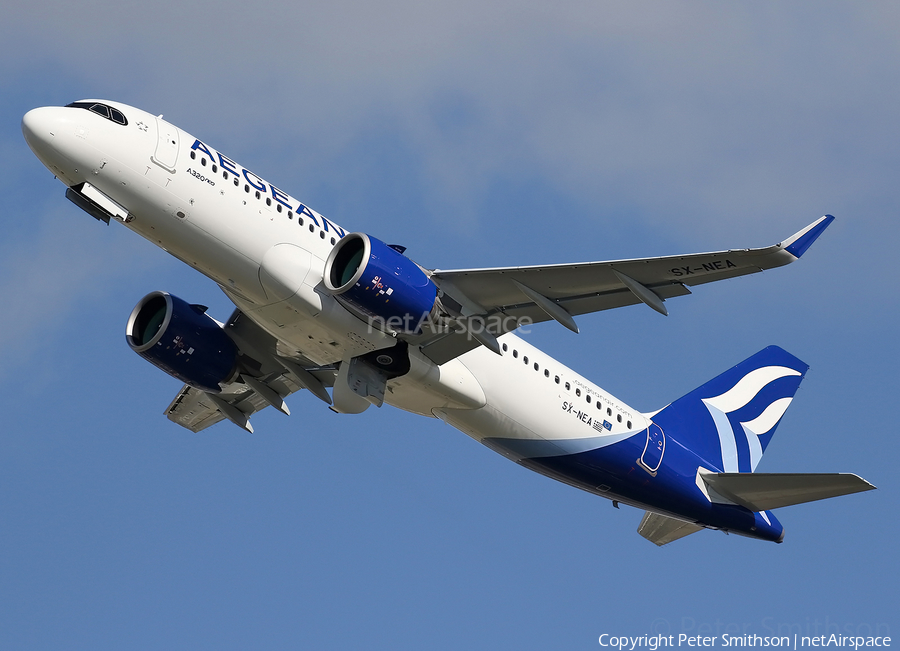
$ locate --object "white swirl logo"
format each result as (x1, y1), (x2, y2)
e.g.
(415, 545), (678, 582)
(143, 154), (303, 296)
(702, 366), (800, 472)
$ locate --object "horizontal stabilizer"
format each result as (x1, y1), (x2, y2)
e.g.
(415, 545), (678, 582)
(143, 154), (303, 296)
(638, 511), (703, 546)
(700, 472), (876, 512)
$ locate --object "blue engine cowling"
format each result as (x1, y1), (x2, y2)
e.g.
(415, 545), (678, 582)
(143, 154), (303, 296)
(126, 291), (238, 393)
(323, 233), (437, 334)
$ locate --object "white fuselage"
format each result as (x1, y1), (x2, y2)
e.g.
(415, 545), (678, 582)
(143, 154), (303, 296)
(23, 101), (646, 490)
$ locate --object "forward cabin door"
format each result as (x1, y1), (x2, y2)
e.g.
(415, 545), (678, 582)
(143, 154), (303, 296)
(151, 117), (179, 172)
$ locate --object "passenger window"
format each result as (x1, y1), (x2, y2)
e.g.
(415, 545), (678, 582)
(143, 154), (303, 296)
(544, 369), (549, 377)
(502, 343), (508, 352)
(555, 376), (560, 384)
(565, 382), (570, 390)
(617, 414), (622, 423)
(534, 363), (539, 371)
(586, 394), (591, 403)
(627, 420), (632, 429)
(513, 350), (518, 358)
(212, 164), (218, 173)
(523, 356), (528, 364)
(576, 388), (581, 397)
(309, 224), (314, 233)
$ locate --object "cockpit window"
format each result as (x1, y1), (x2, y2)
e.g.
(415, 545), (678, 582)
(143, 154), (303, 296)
(65, 101), (128, 126)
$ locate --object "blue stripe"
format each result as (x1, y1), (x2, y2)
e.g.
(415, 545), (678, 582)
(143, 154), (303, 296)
(785, 215), (834, 258)
(482, 431), (637, 460)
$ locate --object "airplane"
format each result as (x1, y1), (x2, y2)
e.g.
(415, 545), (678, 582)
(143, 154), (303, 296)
(21, 99), (875, 545)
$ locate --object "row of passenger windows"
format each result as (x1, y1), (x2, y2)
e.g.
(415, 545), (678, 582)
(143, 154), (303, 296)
(500, 342), (632, 429)
(189, 150), (337, 245)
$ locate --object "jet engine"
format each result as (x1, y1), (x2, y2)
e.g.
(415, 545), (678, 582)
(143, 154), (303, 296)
(323, 233), (437, 334)
(126, 291), (238, 393)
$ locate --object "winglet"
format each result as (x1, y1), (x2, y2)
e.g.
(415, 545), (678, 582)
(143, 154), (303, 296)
(782, 215), (835, 259)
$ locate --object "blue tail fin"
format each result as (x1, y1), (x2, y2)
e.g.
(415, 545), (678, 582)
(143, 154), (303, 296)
(651, 346), (808, 473)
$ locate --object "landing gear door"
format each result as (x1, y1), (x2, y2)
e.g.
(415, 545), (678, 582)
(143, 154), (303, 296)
(637, 423), (665, 476)
(151, 117), (179, 172)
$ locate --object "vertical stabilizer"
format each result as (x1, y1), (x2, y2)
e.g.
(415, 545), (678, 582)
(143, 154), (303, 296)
(651, 346), (808, 473)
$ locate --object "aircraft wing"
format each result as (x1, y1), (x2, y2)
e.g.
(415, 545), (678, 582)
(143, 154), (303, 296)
(414, 216), (834, 365)
(165, 308), (335, 433)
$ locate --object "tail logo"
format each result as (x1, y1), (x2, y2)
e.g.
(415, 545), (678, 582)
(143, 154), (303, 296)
(701, 366), (801, 472)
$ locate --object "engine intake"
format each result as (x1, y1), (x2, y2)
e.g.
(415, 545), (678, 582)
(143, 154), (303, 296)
(126, 291), (238, 393)
(324, 233), (437, 334)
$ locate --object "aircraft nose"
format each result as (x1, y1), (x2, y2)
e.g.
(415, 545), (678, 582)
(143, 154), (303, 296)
(22, 106), (84, 184)
(22, 107), (55, 148)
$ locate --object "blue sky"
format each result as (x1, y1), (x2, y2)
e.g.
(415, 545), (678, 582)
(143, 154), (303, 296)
(1, 2), (898, 648)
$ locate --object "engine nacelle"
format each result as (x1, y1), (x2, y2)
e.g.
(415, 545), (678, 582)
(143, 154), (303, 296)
(323, 233), (437, 334)
(126, 291), (238, 393)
